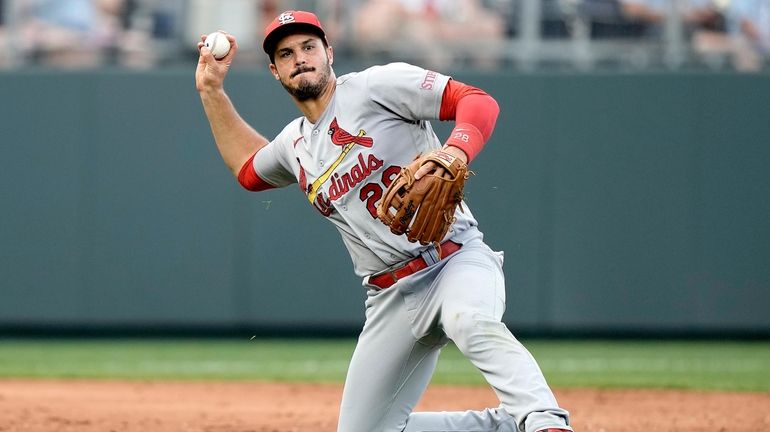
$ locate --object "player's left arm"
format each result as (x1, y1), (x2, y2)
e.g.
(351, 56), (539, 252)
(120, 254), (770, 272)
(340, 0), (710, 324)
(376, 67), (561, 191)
(414, 80), (500, 179)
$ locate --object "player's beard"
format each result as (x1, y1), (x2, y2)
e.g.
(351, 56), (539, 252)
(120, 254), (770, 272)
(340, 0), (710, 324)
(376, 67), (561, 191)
(280, 58), (332, 101)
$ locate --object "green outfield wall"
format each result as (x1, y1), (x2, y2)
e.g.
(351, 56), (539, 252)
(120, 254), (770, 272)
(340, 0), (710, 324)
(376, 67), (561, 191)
(1, 68), (768, 335)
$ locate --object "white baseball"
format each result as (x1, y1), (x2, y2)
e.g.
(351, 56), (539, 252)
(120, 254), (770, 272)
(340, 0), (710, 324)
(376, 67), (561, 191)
(204, 32), (231, 60)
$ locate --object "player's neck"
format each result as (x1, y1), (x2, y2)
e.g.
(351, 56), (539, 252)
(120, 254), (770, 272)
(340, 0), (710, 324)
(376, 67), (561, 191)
(294, 74), (336, 124)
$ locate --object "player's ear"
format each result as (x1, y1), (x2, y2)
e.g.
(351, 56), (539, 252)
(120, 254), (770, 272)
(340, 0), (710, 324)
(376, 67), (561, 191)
(327, 45), (334, 66)
(268, 64), (280, 80)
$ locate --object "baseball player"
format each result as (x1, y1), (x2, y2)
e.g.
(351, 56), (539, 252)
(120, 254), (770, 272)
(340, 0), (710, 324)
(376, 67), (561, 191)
(196, 10), (573, 432)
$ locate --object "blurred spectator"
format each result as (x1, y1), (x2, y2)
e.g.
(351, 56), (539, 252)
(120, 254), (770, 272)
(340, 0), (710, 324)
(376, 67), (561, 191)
(581, 0), (651, 38)
(584, 0), (723, 38)
(351, 0), (506, 69)
(185, 0), (259, 65)
(733, 0), (770, 53)
(618, 0), (666, 25)
(0, 0), (7, 68)
(623, 0), (728, 32)
(118, 0), (184, 68)
(724, 0), (770, 70)
(16, 0), (127, 68)
(539, 0), (579, 39)
(1, 0), (765, 72)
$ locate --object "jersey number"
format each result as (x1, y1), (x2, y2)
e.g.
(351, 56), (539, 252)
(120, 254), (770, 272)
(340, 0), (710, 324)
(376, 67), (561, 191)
(452, 131), (470, 142)
(359, 165), (401, 218)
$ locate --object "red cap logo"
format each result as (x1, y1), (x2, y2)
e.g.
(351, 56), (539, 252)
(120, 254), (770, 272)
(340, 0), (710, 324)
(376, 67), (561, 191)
(263, 10), (327, 55)
(278, 12), (296, 25)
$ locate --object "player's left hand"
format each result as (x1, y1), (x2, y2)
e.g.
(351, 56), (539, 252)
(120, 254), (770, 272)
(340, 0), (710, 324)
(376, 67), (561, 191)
(377, 149), (470, 245)
(414, 145), (468, 180)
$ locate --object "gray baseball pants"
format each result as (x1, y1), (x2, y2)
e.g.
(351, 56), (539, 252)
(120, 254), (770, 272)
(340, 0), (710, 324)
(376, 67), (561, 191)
(337, 234), (572, 432)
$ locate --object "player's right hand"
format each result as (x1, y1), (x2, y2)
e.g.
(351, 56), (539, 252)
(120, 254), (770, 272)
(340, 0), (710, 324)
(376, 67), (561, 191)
(195, 32), (238, 94)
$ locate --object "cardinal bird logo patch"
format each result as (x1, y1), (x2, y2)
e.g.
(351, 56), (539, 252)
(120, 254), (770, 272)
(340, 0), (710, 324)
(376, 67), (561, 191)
(302, 118), (381, 212)
(328, 118), (374, 147)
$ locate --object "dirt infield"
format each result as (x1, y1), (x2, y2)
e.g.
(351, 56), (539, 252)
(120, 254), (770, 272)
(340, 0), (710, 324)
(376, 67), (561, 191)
(1, 380), (768, 432)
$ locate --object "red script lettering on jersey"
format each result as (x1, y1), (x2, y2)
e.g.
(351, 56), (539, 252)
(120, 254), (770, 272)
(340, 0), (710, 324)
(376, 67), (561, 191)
(328, 153), (383, 201)
(420, 70), (437, 90)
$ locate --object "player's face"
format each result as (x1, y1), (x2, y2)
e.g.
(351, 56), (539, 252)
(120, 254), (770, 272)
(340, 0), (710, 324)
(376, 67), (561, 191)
(270, 33), (333, 101)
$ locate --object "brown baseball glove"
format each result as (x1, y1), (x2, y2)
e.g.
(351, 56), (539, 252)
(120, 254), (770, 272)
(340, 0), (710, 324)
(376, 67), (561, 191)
(377, 149), (469, 246)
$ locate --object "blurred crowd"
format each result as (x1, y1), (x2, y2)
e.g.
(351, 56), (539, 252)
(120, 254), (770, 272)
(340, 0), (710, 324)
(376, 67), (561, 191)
(0, 0), (767, 71)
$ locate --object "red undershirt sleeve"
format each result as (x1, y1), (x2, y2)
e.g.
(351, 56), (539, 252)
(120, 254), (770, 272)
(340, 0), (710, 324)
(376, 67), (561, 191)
(439, 79), (500, 162)
(238, 152), (276, 191)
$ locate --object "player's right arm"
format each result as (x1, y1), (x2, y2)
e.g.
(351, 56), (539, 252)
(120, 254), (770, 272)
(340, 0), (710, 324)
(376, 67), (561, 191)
(196, 33), (269, 177)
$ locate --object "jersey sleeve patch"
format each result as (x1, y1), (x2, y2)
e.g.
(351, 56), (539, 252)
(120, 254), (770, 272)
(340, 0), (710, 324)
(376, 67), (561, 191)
(366, 63), (450, 121)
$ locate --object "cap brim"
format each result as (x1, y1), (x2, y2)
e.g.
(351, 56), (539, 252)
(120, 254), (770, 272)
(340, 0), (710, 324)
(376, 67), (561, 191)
(263, 23), (327, 57)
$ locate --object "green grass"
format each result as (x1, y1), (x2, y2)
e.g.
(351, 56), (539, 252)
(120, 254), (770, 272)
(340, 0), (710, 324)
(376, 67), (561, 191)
(0, 338), (768, 392)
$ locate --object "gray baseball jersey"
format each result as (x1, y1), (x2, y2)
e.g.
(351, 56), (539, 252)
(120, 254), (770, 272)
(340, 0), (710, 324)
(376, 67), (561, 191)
(249, 62), (572, 432)
(252, 62), (478, 277)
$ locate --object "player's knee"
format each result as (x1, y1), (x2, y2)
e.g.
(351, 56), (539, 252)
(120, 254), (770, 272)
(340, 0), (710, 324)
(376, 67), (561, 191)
(442, 310), (501, 354)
